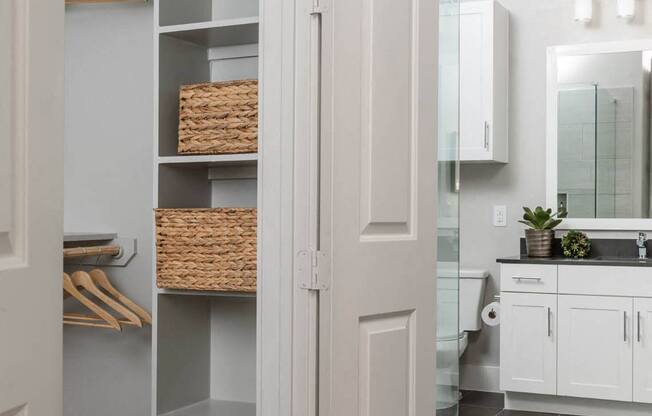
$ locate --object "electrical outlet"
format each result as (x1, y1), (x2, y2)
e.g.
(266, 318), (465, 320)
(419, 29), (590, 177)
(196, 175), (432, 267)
(493, 205), (507, 227)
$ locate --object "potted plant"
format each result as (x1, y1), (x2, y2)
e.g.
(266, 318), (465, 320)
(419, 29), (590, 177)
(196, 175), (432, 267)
(561, 230), (591, 259)
(519, 206), (568, 258)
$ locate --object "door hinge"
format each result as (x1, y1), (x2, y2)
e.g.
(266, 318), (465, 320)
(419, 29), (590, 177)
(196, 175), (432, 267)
(309, 5), (327, 16)
(297, 250), (329, 291)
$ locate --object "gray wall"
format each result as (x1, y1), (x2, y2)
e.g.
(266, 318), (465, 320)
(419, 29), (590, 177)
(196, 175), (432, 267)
(460, 0), (652, 387)
(63, 3), (153, 416)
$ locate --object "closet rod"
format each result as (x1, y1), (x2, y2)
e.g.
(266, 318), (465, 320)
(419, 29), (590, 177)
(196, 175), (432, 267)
(64, 245), (122, 259)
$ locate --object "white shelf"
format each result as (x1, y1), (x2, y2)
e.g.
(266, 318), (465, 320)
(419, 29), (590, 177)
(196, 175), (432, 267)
(158, 288), (256, 298)
(63, 232), (118, 242)
(159, 18), (259, 48)
(160, 400), (255, 416)
(158, 154), (258, 168)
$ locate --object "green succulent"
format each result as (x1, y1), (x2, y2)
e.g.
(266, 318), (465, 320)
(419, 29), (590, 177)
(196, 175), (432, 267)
(561, 230), (591, 259)
(518, 206), (568, 230)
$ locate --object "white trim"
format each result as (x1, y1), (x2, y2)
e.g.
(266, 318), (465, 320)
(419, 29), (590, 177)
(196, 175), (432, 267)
(460, 364), (501, 393)
(546, 39), (652, 231)
(257, 0), (302, 414)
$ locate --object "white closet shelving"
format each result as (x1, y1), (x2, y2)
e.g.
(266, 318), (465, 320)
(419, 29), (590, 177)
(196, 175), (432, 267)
(153, 0), (259, 414)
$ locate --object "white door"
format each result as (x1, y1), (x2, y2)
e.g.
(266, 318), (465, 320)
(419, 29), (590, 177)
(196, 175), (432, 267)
(558, 295), (633, 402)
(0, 0), (64, 415)
(500, 293), (557, 395)
(459, 1), (492, 161)
(634, 298), (652, 403)
(317, 0), (438, 414)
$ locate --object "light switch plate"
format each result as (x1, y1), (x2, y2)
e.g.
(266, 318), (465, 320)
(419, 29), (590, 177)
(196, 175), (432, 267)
(493, 205), (507, 227)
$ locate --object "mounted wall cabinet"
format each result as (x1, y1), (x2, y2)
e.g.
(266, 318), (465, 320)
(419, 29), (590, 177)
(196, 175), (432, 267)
(459, 0), (509, 163)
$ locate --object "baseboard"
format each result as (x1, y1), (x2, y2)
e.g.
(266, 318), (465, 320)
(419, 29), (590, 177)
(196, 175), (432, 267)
(505, 392), (652, 416)
(460, 364), (500, 393)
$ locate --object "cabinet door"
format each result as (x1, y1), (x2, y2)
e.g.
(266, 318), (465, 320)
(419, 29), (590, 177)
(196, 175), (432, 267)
(459, 1), (492, 161)
(500, 292), (557, 394)
(558, 295), (633, 402)
(634, 298), (652, 403)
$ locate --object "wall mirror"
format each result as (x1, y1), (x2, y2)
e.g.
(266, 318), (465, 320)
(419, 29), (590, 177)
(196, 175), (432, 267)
(547, 40), (652, 230)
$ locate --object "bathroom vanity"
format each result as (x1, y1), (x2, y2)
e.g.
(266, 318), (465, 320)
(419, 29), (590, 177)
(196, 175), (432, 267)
(497, 254), (652, 415)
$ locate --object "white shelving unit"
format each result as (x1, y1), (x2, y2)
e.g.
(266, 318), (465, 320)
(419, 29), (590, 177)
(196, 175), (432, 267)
(153, 0), (259, 414)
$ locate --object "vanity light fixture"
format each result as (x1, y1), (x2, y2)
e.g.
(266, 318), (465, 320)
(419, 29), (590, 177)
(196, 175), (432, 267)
(617, 0), (636, 19)
(574, 0), (593, 23)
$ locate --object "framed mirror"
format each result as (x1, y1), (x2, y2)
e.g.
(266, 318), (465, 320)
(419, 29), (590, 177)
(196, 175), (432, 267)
(547, 39), (652, 230)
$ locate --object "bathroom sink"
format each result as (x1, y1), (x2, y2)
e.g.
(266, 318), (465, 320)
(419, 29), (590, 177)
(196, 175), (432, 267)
(593, 256), (652, 263)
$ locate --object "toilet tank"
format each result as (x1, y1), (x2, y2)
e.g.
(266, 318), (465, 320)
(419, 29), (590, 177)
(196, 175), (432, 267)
(460, 269), (489, 332)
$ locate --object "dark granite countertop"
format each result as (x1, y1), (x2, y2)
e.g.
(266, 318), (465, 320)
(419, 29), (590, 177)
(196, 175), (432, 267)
(497, 255), (652, 267)
(498, 238), (652, 267)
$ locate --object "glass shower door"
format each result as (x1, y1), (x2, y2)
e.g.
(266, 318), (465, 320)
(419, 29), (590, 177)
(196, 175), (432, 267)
(437, 0), (460, 414)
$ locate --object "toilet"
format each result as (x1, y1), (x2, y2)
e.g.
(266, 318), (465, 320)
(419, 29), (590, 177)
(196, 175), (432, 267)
(436, 267), (489, 409)
(436, 267), (489, 358)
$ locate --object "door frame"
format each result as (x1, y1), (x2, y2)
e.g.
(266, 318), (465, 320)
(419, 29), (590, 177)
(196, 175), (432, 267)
(257, 0), (315, 415)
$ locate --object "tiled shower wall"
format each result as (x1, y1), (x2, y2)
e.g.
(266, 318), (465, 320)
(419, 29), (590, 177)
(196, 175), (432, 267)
(557, 86), (635, 218)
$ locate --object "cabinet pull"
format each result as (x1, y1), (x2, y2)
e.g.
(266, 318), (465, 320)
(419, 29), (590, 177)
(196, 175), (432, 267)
(483, 121), (489, 150)
(624, 311), (628, 342)
(638, 311), (642, 343)
(512, 276), (542, 281)
(547, 307), (552, 337)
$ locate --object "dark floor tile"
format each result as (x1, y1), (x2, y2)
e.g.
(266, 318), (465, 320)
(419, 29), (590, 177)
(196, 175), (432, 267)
(460, 405), (503, 416)
(436, 404), (458, 416)
(460, 390), (505, 409)
(498, 410), (558, 416)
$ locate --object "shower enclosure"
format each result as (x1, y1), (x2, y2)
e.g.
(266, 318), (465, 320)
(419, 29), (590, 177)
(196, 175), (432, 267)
(557, 84), (640, 218)
(437, 0), (460, 414)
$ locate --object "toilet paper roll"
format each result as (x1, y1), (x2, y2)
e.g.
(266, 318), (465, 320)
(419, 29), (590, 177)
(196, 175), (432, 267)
(481, 302), (501, 327)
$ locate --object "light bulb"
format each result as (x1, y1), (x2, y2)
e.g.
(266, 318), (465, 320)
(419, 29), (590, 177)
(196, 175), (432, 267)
(617, 0), (636, 19)
(575, 0), (593, 23)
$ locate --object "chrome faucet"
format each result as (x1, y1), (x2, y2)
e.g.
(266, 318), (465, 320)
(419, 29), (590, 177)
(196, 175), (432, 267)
(638, 232), (647, 260)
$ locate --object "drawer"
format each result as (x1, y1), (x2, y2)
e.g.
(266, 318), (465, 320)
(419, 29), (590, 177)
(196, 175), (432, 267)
(558, 265), (652, 297)
(500, 264), (558, 293)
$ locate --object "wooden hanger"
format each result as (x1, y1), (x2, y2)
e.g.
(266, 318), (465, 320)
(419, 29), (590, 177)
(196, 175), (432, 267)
(89, 269), (152, 325)
(62, 273), (121, 331)
(70, 271), (143, 328)
(63, 312), (135, 329)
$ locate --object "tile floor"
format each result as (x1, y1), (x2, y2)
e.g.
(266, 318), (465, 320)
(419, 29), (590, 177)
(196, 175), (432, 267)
(452, 390), (576, 416)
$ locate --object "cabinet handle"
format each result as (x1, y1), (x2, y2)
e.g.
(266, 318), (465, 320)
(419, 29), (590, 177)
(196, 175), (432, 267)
(512, 276), (542, 281)
(483, 121), (489, 150)
(624, 311), (628, 342)
(638, 311), (642, 343)
(547, 307), (552, 337)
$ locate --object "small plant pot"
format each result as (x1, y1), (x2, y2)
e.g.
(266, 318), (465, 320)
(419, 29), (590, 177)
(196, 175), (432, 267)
(525, 229), (554, 258)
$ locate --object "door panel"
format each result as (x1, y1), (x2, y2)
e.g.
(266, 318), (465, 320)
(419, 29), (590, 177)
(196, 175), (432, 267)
(318, 0), (438, 414)
(500, 293), (557, 395)
(634, 298), (652, 403)
(0, 0), (64, 415)
(558, 295), (633, 402)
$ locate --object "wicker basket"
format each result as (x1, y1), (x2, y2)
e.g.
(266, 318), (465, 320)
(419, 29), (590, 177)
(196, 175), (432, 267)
(178, 80), (258, 155)
(155, 208), (257, 292)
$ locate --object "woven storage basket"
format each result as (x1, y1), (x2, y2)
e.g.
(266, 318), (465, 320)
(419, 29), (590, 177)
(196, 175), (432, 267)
(155, 208), (257, 292)
(178, 80), (258, 155)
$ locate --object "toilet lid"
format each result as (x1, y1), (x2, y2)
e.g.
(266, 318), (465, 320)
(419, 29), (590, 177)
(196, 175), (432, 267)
(437, 331), (466, 342)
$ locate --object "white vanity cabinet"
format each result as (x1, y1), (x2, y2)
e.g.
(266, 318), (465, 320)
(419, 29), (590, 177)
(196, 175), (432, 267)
(459, 0), (509, 163)
(557, 295), (633, 402)
(500, 292), (557, 395)
(634, 298), (652, 403)
(500, 262), (652, 408)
